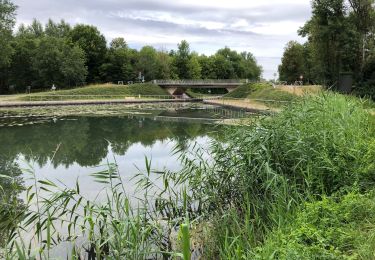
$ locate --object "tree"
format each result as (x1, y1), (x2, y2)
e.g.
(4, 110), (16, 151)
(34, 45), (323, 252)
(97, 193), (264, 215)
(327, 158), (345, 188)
(0, 0), (17, 92)
(100, 38), (132, 82)
(45, 19), (71, 38)
(348, 0), (375, 77)
(32, 37), (87, 88)
(156, 50), (174, 79)
(110, 37), (127, 50)
(240, 52), (262, 80)
(198, 55), (217, 79)
(278, 41), (306, 84)
(187, 53), (202, 79)
(213, 54), (235, 79)
(137, 46), (158, 81)
(8, 36), (38, 90)
(60, 44), (87, 86)
(299, 0), (358, 84)
(69, 24), (107, 83)
(174, 40), (191, 79)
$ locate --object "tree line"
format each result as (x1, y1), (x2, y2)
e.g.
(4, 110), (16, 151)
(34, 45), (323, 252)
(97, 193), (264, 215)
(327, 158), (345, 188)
(278, 0), (375, 97)
(0, 0), (262, 93)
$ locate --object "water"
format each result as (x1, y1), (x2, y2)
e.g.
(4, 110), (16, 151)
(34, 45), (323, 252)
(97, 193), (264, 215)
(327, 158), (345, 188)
(0, 104), (247, 201)
(0, 103), (253, 256)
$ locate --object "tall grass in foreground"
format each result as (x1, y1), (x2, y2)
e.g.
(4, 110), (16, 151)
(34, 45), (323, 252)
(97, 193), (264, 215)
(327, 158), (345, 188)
(148, 93), (375, 258)
(1, 160), (188, 259)
(0, 93), (374, 259)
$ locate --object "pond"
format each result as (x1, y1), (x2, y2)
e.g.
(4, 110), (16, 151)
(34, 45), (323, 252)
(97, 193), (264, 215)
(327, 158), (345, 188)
(0, 103), (253, 201)
(0, 103), (256, 256)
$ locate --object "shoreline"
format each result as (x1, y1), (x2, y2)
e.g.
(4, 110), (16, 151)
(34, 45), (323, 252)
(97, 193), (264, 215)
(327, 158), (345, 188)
(0, 98), (203, 108)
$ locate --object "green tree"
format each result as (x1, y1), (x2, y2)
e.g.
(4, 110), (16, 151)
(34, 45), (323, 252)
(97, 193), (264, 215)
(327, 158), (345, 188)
(32, 37), (87, 88)
(299, 0), (358, 84)
(348, 0), (375, 77)
(137, 46), (158, 81)
(9, 36), (38, 90)
(213, 54), (235, 79)
(100, 37), (132, 82)
(198, 55), (217, 79)
(174, 40), (191, 79)
(156, 50), (174, 79)
(45, 19), (71, 38)
(0, 0), (17, 92)
(278, 41), (306, 84)
(69, 24), (107, 83)
(187, 53), (202, 79)
(240, 52), (262, 80)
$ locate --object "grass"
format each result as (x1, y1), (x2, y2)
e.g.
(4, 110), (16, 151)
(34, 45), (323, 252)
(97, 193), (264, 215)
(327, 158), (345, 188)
(3, 83), (170, 101)
(1, 92), (374, 259)
(224, 82), (296, 101)
(224, 83), (323, 106)
(159, 92), (375, 259)
(254, 191), (375, 259)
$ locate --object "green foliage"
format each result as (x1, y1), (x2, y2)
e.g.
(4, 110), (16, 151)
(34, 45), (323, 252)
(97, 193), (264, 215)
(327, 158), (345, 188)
(8, 37), (37, 90)
(289, 0), (375, 94)
(224, 82), (297, 104)
(1, 93), (374, 258)
(0, 0), (16, 67)
(0, 158), (24, 247)
(224, 82), (272, 98)
(0, 0), (17, 93)
(186, 53), (202, 79)
(212, 47), (262, 80)
(32, 37), (87, 88)
(69, 24), (107, 83)
(278, 41), (306, 84)
(254, 191), (375, 260)
(153, 93), (374, 258)
(99, 37), (136, 83)
(19, 83), (169, 100)
(137, 46), (159, 81)
(2, 12), (262, 92)
(174, 40), (191, 79)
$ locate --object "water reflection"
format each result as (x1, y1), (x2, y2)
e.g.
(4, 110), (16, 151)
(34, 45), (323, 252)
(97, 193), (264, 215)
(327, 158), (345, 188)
(0, 158), (24, 247)
(0, 116), (218, 169)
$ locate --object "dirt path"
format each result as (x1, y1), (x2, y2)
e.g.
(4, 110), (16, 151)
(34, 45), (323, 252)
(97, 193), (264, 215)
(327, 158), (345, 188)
(204, 99), (280, 113)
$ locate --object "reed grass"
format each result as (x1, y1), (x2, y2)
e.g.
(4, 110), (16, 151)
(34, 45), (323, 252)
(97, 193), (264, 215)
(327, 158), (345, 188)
(0, 92), (374, 259)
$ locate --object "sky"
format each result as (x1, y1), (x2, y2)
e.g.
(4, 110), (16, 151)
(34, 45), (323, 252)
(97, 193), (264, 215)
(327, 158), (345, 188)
(13, 0), (312, 79)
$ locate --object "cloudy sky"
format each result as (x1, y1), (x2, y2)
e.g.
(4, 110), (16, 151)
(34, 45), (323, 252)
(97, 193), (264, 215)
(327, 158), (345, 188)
(13, 0), (312, 79)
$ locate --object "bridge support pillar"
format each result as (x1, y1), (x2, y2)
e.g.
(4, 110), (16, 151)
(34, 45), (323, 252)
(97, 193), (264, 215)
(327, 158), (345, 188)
(165, 87), (178, 95)
(165, 87), (186, 96)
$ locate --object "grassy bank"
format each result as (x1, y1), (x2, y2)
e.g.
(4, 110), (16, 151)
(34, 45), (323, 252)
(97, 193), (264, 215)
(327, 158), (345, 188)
(199, 94), (375, 259)
(2, 83), (170, 101)
(226, 82), (290, 99)
(1, 93), (374, 259)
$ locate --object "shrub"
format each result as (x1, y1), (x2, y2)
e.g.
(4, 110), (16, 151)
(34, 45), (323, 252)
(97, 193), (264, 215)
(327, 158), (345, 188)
(254, 191), (375, 260)
(158, 93), (375, 258)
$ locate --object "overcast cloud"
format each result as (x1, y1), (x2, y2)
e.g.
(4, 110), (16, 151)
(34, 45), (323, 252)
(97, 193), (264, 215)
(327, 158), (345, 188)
(12, 0), (312, 79)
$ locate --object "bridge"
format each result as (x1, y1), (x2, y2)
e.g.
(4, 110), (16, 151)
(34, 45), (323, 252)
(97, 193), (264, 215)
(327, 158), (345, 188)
(152, 79), (249, 95)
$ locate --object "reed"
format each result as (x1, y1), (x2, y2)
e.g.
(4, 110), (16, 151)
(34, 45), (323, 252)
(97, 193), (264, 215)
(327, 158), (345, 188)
(1, 92), (374, 259)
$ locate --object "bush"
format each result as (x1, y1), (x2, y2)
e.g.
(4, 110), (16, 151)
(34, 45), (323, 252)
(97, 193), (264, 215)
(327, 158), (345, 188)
(161, 93), (375, 258)
(254, 191), (375, 260)
(353, 81), (375, 101)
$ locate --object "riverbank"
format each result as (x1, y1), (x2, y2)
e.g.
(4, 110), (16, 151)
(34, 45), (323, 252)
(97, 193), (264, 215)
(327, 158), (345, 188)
(0, 97), (202, 108)
(1, 93), (375, 259)
(204, 98), (280, 113)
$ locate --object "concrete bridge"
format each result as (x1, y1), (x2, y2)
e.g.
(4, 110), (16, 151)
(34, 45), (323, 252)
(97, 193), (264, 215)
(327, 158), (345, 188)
(152, 79), (248, 95)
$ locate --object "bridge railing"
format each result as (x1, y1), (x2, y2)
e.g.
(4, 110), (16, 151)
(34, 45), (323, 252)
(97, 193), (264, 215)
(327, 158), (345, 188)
(152, 79), (251, 85)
